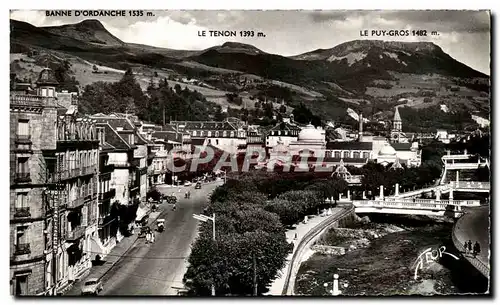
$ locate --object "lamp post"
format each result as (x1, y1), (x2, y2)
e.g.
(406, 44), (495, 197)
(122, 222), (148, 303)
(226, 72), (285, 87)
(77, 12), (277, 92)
(323, 274), (348, 296)
(193, 213), (216, 296)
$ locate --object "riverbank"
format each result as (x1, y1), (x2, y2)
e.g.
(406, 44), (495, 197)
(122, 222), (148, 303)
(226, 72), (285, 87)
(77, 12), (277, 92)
(295, 214), (489, 296)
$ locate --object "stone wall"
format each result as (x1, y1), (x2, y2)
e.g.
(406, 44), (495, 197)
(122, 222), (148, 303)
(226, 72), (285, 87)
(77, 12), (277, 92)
(311, 245), (346, 256)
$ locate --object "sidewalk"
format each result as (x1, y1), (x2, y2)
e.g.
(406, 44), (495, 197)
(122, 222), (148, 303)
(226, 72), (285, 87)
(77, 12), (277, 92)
(65, 207), (164, 295)
(266, 210), (339, 295)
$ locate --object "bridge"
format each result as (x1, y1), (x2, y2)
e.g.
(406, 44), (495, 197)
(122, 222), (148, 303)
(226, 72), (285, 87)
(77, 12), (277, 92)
(439, 150), (489, 185)
(351, 198), (480, 218)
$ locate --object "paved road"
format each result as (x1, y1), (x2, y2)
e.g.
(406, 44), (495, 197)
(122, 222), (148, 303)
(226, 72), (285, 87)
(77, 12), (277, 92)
(455, 205), (490, 268)
(99, 182), (221, 295)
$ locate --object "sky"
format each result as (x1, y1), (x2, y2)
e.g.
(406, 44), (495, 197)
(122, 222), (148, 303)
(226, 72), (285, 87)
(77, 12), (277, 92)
(10, 10), (491, 75)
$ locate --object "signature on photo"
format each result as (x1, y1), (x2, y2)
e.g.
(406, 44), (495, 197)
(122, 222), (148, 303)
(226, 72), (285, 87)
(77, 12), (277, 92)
(413, 246), (460, 280)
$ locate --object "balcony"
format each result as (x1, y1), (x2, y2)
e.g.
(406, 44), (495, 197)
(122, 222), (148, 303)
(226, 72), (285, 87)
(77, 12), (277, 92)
(81, 166), (96, 176)
(14, 243), (31, 255)
(66, 226), (86, 240)
(14, 207), (30, 218)
(99, 188), (116, 201)
(67, 197), (85, 209)
(14, 173), (31, 183)
(15, 134), (32, 146)
(11, 95), (44, 107)
(70, 168), (81, 178)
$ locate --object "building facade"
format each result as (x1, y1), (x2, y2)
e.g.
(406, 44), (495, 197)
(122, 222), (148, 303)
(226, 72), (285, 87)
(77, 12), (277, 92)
(10, 68), (99, 295)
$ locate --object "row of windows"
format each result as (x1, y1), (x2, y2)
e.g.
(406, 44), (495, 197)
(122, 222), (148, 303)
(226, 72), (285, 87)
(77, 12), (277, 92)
(327, 151), (370, 159)
(57, 150), (98, 171)
(191, 130), (244, 138)
(270, 130), (299, 136)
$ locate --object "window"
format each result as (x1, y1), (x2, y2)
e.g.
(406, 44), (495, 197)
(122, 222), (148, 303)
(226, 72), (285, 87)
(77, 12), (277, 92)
(216, 139), (219, 145)
(17, 157), (29, 174)
(17, 120), (30, 138)
(223, 131), (227, 137)
(343, 151), (350, 159)
(363, 152), (370, 159)
(128, 134), (134, 145)
(16, 193), (28, 209)
(41, 88), (47, 96)
(353, 152), (360, 158)
(15, 275), (28, 295)
(207, 131), (212, 137)
(192, 131), (197, 137)
(230, 131), (235, 137)
(15, 226), (28, 246)
(215, 131), (219, 137)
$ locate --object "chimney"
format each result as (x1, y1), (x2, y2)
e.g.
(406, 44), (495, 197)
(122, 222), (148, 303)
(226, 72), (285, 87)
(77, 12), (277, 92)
(359, 114), (363, 142)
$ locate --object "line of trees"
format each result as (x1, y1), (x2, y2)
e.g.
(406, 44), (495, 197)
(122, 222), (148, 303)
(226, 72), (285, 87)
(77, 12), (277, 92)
(182, 174), (347, 296)
(78, 69), (226, 123)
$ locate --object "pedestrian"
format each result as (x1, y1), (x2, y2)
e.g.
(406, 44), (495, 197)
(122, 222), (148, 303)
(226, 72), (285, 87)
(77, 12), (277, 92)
(146, 231), (151, 244)
(463, 241), (469, 254)
(151, 232), (156, 244)
(473, 241), (481, 258)
(294, 233), (298, 240)
(467, 240), (473, 255)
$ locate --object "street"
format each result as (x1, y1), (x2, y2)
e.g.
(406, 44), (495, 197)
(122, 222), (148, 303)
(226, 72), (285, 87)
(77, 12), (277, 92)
(98, 182), (221, 295)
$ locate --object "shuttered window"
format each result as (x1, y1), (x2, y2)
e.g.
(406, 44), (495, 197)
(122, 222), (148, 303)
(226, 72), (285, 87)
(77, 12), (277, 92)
(17, 120), (29, 137)
(16, 193), (28, 208)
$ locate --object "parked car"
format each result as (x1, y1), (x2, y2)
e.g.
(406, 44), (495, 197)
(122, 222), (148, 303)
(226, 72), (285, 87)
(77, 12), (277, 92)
(184, 181), (192, 187)
(81, 278), (103, 295)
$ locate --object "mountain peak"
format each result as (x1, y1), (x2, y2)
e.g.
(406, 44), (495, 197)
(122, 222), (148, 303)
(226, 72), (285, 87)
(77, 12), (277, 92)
(292, 39), (445, 61)
(42, 18), (124, 46)
(75, 19), (106, 30)
(205, 41), (265, 55)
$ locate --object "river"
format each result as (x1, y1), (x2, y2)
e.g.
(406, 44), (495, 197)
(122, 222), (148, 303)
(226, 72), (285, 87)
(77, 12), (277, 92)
(295, 214), (489, 296)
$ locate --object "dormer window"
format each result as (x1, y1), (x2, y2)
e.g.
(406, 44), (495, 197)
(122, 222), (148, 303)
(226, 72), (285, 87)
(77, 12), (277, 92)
(129, 134), (134, 145)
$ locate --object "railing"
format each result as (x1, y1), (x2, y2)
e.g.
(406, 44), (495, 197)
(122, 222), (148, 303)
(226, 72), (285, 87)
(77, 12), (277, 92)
(353, 199), (480, 211)
(15, 134), (32, 143)
(84, 194), (93, 203)
(452, 216), (490, 278)
(445, 163), (484, 170)
(81, 166), (96, 176)
(450, 181), (490, 189)
(282, 206), (355, 295)
(382, 198), (479, 206)
(14, 207), (30, 218)
(10, 95), (44, 106)
(66, 226), (86, 240)
(99, 188), (116, 201)
(70, 168), (80, 177)
(14, 243), (31, 255)
(67, 197), (85, 209)
(14, 173), (31, 183)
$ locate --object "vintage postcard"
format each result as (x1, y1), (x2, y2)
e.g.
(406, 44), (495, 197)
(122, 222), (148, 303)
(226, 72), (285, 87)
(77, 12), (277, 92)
(9, 9), (490, 297)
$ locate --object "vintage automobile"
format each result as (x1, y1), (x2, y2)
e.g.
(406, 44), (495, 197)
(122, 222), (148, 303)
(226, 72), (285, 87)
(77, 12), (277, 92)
(157, 219), (165, 232)
(81, 278), (103, 295)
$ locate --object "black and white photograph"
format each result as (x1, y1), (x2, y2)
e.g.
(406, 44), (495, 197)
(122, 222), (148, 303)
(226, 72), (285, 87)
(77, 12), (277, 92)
(9, 9), (491, 297)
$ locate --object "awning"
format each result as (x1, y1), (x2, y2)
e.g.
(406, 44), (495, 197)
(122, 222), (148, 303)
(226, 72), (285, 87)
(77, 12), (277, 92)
(135, 206), (149, 221)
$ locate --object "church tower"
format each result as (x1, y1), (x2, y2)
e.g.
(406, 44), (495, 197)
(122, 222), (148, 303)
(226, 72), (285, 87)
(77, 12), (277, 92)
(390, 107), (403, 143)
